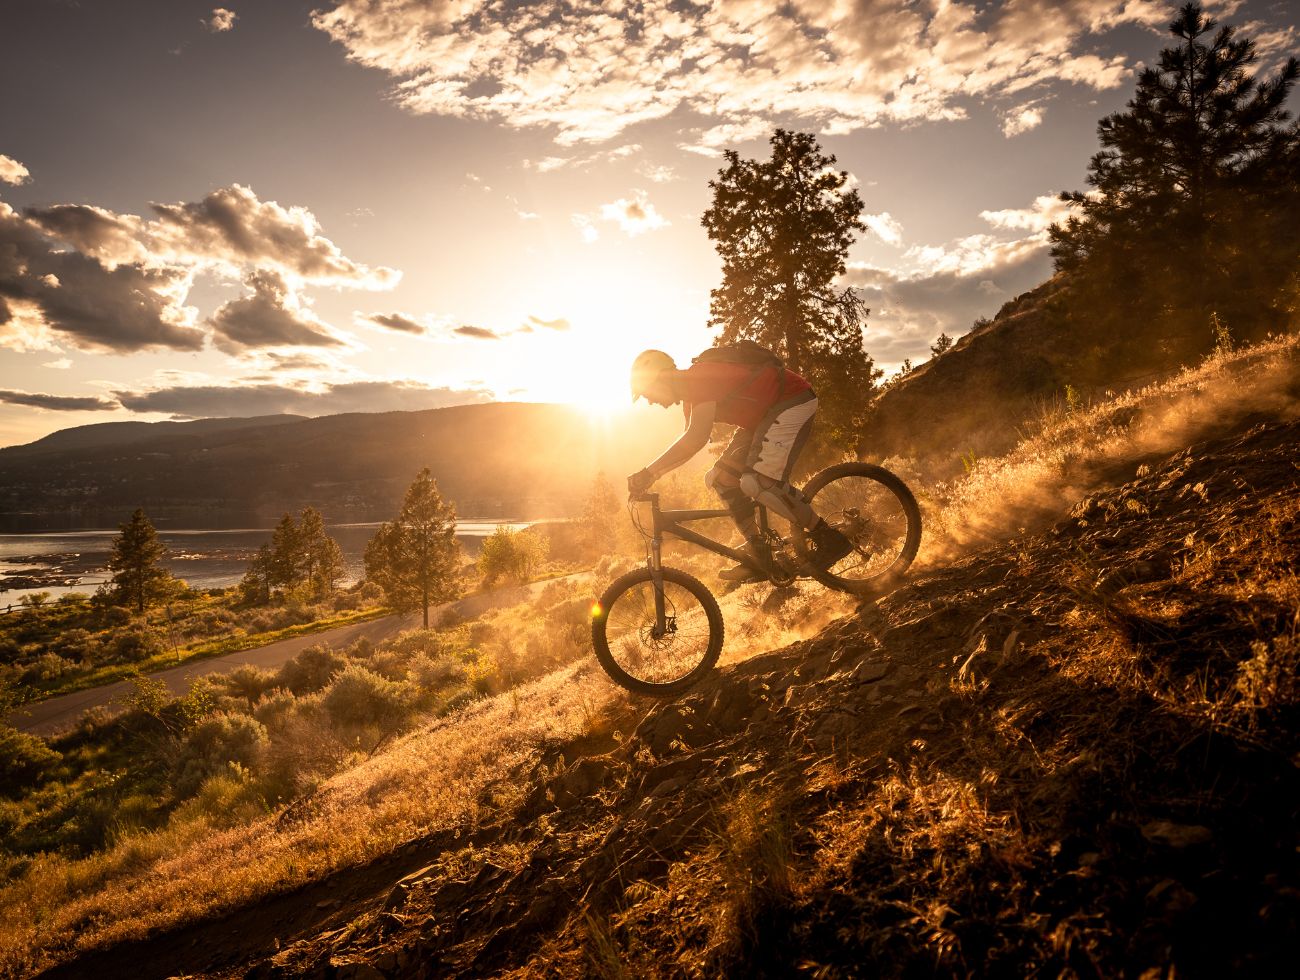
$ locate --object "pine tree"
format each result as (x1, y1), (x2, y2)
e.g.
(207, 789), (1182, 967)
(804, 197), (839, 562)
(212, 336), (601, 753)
(363, 468), (461, 628)
(297, 506), (343, 597)
(1050, 3), (1300, 349)
(105, 508), (170, 615)
(578, 471), (618, 560)
(702, 129), (881, 461)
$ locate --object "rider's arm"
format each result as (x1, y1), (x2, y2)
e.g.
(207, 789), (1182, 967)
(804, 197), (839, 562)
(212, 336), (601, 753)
(644, 401), (717, 479)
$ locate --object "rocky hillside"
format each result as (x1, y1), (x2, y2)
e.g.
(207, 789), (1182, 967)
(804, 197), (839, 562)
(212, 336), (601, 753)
(858, 279), (1267, 472)
(40, 406), (1299, 977)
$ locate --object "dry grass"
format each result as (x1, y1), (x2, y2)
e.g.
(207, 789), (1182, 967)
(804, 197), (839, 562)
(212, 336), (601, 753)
(919, 333), (1300, 565)
(0, 660), (622, 978)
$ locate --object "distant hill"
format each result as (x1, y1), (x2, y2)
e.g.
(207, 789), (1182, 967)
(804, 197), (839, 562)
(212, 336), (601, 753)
(0, 403), (684, 530)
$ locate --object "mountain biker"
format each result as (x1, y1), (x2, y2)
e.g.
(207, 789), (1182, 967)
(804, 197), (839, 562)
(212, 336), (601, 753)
(627, 345), (853, 583)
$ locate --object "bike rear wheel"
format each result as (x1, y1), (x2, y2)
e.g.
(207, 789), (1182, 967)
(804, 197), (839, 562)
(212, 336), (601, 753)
(591, 566), (724, 697)
(792, 462), (922, 596)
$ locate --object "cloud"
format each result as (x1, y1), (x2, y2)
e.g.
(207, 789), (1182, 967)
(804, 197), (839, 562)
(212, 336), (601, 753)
(0, 388), (117, 411)
(0, 155), (30, 186)
(1, 202), (205, 353)
(640, 164), (676, 183)
(526, 315), (570, 331)
(1001, 102), (1045, 137)
(27, 185), (398, 287)
(203, 8), (237, 33)
(42, 358), (73, 369)
(600, 191), (668, 235)
(311, 0), (1160, 145)
(843, 202), (1063, 367)
(453, 325), (500, 340)
(979, 192), (1085, 232)
(358, 311), (429, 334)
(209, 270), (343, 351)
(115, 380), (491, 418)
(572, 214), (599, 244)
(5, 185), (397, 355)
(146, 184), (398, 285)
(863, 212), (904, 246)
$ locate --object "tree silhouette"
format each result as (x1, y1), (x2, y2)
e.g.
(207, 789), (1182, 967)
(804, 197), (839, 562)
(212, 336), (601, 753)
(703, 130), (881, 459)
(363, 469), (461, 627)
(105, 508), (170, 615)
(579, 471), (618, 560)
(931, 333), (954, 357)
(1051, 3), (1299, 349)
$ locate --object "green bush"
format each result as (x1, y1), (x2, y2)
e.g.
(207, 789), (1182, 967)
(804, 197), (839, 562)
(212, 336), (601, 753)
(53, 628), (99, 665)
(220, 664), (274, 707)
(107, 625), (166, 663)
(174, 713), (269, 797)
(19, 652), (77, 685)
(276, 643), (346, 694)
(0, 725), (62, 796)
(322, 664), (408, 731)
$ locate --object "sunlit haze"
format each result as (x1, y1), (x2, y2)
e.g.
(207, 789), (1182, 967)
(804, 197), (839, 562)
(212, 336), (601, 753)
(1, 0), (1295, 446)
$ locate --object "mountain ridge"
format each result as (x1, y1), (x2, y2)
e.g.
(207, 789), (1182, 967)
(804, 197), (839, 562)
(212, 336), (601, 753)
(0, 402), (683, 528)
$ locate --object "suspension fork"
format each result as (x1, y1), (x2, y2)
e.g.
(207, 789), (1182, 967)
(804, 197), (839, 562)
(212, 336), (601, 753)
(649, 534), (667, 637)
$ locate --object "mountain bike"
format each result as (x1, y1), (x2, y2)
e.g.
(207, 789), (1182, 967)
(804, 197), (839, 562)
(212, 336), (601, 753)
(590, 462), (921, 696)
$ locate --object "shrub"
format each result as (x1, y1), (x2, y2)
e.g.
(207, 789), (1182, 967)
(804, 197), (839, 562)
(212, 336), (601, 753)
(53, 628), (99, 665)
(408, 653), (465, 692)
(276, 643), (346, 694)
(175, 763), (267, 828)
(20, 652), (77, 686)
(252, 688), (298, 731)
(0, 725), (62, 795)
(174, 713), (269, 797)
(98, 605), (133, 628)
(107, 625), (166, 663)
(221, 664), (274, 708)
(322, 665), (408, 732)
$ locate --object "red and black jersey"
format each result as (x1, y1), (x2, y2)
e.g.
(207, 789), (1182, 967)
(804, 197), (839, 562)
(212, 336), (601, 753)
(682, 361), (813, 429)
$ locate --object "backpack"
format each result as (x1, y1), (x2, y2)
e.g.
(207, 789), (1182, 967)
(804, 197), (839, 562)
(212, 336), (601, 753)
(691, 340), (784, 372)
(690, 340), (785, 405)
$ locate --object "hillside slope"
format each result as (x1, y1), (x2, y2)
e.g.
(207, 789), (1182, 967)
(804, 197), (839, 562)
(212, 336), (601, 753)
(37, 402), (1299, 978)
(857, 281), (1276, 471)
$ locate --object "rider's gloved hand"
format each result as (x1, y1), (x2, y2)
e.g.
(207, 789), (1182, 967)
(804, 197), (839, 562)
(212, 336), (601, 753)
(627, 469), (655, 494)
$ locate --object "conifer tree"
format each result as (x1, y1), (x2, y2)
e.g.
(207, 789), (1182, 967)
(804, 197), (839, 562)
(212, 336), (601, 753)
(702, 129), (881, 461)
(579, 471), (618, 559)
(297, 506), (343, 597)
(105, 508), (170, 615)
(1051, 3), (1299, 347)
(363, 468), (461, 627)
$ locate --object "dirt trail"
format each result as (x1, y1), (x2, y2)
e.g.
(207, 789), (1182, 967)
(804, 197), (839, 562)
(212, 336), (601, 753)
(7, 575), (586, 738)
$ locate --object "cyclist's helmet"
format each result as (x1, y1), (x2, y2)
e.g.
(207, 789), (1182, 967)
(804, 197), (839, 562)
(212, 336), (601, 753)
(630, 349), (676, 402)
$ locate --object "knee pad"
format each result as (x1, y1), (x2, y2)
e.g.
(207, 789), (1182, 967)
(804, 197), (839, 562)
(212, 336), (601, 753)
(718, 484), (756, 523)
(739, 471), (807, 525)
(738, 471), (767, 500)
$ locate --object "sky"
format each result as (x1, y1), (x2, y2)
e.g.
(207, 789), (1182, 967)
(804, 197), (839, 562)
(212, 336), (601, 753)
(1, 0), (1296, 447)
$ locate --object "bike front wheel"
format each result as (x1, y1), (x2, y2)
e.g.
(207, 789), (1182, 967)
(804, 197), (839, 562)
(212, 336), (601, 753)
(590, 566), (724, 697)
(792, 462), (922, 596)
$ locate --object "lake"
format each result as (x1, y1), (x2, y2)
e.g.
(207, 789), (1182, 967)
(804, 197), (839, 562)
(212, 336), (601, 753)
(0, 522), (532, 604)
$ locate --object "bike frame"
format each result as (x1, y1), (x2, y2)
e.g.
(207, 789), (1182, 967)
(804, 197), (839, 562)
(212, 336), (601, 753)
(632, 492), (774, 635)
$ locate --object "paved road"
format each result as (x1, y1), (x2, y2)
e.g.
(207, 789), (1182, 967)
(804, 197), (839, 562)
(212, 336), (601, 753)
(6, 575), (588, 737)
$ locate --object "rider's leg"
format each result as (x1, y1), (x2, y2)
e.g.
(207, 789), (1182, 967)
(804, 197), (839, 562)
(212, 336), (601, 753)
(706, 440), (774, 581)
(738, 470), (816, 528)
(741, 394), (853, 568)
